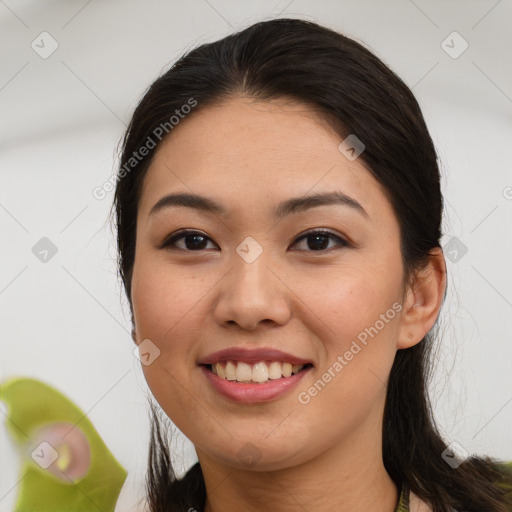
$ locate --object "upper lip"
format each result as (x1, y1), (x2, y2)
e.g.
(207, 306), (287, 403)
(198, 347), (313, 366)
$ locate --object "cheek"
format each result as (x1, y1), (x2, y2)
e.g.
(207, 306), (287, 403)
(291, 262), (402, 416)
(131, 257), (207, 345)
(289, 276), (400, 449)
(131, 260), (213, 432)
(130, 257), (211, 408)
(292, 259), (402, 349)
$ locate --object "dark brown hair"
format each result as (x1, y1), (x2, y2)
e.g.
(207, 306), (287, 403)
(112, 18), (512, 512)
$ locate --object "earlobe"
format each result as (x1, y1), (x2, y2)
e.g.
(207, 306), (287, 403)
(397, 247), (447, 350)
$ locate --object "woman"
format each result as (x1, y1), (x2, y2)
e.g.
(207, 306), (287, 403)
(112, 18), (512, 512)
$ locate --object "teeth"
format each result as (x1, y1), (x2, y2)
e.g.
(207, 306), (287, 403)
(235, 362), (252, 382)
(268, 361), (282, 379)
(211, 361), (306, 383)
(252, 362), (268, 383)
(225, 361), (237, 380)
(217, 363), (226, 379)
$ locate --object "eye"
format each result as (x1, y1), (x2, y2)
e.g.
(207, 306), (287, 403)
(291, 229), (349, 252)
(159, 230), (217, 251)
(159, 229), (349, 252)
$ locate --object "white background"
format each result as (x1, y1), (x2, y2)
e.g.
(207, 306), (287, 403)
(1, 1), (511, 510)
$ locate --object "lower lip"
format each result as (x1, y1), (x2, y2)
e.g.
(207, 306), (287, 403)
(200, 365), (312, 403)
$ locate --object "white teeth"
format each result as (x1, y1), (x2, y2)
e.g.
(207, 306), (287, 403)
(211, 361), (307, 383)
(268, 361), (282, 379)
(225, 361), (237, 380)
(282, 362), (292, 378)
(252, 362), (268, 383)
(235, 362), (252, 382)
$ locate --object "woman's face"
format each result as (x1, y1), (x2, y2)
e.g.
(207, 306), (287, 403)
(131, 96), (409, 471)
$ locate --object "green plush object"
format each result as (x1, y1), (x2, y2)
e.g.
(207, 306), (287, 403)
(1, 376), (127, 512)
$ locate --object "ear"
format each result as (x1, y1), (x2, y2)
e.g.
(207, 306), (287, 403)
(397, 247), (446, 349)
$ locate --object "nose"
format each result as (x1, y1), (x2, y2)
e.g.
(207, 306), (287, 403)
(212, 249), (291, 331)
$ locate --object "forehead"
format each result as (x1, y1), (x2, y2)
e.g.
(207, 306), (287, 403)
(137, 96), (393, 225)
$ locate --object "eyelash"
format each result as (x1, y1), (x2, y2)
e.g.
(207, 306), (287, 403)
(159, 229), (349, 253)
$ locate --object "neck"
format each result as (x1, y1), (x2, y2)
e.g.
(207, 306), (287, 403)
(198, 422), (399, 512)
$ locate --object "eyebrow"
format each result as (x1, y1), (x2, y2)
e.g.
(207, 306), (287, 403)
(148, 190), (368, 220)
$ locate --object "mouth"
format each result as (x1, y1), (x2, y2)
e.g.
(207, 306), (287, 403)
(201, 361), (314, 384)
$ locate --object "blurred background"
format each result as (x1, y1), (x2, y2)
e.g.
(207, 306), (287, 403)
(1, 0), (511, 510)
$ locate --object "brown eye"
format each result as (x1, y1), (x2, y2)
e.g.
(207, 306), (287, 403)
(291, 230), (348, 252)
(160, 230), (217, 251)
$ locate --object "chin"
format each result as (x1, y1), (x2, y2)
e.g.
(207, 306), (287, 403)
(199, 436), (316, 473)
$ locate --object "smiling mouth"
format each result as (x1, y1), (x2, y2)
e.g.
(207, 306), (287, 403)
(203, 361), (314, 384)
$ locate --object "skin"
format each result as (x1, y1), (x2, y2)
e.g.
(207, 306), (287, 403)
(130, 96), (446, 512)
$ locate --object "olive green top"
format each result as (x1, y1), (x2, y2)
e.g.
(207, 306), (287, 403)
(395, 483), (409, 512)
